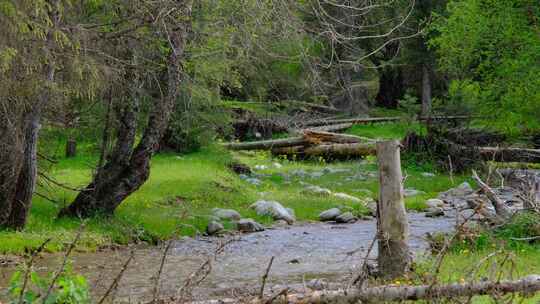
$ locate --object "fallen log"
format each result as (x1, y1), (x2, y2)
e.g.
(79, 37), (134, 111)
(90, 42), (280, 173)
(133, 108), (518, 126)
(273, 275), (540, 304)
(307, 123), (354, 133)
(478, 146), (540, 163)
(173, 275), (540, 304)
(224, 131), (368, 151)
(305, 116), (401, 127)
(306, 115), (481, 127)
(272, 142), (376, 159)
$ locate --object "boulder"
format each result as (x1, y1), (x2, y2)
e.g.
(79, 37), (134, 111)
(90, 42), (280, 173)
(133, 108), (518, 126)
(236, 218), (265, 232)
(425, 199), (445, 209)
(425, 207), (445, 217)
(212, 208), (241, 221)
(302, 185), (332, 196)
(206, 221), (224, 235)
(319, 208), (342, 221)
(307, 279), (328, 290)
(335, 212), (357, 223)
(332, 192), (362, 203)
(250, 200), (295, 224)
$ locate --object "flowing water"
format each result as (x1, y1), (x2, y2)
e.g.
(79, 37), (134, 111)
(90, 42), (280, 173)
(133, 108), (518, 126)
(0, 212), (456, 303)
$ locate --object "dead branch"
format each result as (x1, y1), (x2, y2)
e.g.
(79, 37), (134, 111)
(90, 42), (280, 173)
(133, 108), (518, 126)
(152, 241), (174, 303)
(97, 250), (135, 304)
(259, 256), (275, 299)
(472, 170), (513, 220)
(41, 224), (85, 304)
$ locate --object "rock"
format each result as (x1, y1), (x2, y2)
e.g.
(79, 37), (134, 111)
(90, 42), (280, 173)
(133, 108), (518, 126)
(404, 188), (426, 197)
(273, 220), (289, 227)
(425, 199), (445, 209)
(332, 192), (362, 203)
(212, 208), (241, 221)
(323, 167), (351, 174)
(228, 161), (252, 175)
(307, 279), (328, 290)
(272, 162), (283, 169)
(425, 207), (445, 217)
(250, 200), (295, 224)
(245, 177), (262, 186)
(254, 165), (268, 170)
(206, 221), (224, 235)
(310, 171), (324, 178)
(421, 172), (436, 177)
(236, 218), (265, 232)
(335, 212), (357, 223)
(291, 169), (307, 177)
(302, 185), (332, 196)
(319, 208), (342, 221)
(287, 258), (300, 264)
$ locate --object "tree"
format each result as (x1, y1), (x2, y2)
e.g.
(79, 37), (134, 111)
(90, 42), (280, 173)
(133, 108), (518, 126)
(0, 0), (101, 229)
(59, 0), (193, 218)
(430, 0), (540, 133)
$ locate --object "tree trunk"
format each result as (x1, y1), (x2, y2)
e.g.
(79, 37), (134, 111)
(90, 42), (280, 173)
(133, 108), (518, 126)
(376, 140), (411, 279)
(59, 7), (191, 218)
(0, 113), (24, 228)
(421, 64), (432, 117)
(375, 66), (404, 109)
(6, 110), (42, 229)
(65, 137), (77, 158)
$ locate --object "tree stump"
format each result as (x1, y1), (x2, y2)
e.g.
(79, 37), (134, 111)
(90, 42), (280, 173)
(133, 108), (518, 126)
(376, 140), (412, 279)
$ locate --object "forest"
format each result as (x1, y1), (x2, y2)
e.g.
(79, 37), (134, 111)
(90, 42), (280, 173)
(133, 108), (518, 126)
(0, 0), (539, 303)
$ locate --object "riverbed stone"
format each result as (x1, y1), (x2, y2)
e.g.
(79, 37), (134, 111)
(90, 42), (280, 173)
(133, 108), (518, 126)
(425, 207), (445, 217)
(335, 212), (357, 223)
(206, 221), (224, 235)
(307, 279), (328, 290)
(319, 208), (342, 221)
(212, 208), (241, 221)
(425, 199), (445, 209)
(236, 218), (265, 232)
(250, 200), (295, 224)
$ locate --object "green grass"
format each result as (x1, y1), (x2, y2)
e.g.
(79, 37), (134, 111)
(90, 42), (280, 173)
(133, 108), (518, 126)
(413, 246), (540, 303)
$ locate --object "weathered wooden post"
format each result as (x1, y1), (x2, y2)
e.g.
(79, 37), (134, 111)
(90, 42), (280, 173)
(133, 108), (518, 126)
(376, 140), (411, 279)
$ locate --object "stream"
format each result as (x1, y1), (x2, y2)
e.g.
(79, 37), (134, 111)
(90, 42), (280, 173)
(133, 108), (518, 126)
(0, 212), (456, 303)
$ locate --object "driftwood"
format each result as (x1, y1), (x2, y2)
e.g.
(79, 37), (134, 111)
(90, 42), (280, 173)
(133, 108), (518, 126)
(472, 170), (513, 220)
(271, 275), (540, 304)
(224, 131), (368, 151)
(176, 275), (540, 304)
(306, 123), (354, 133)
(272, 143), (376, 159)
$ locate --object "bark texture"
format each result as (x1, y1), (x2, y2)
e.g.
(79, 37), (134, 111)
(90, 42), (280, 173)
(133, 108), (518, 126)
(59, 5), (191, 218)
(421, 64), (432, 117)
(376, 140), (411, 279)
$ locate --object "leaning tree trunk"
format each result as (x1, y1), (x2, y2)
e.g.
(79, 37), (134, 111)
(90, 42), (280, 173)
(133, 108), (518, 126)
(376, 140), (412, 279)
(421, 64), (432, 117)
(59, 9), (191, 218)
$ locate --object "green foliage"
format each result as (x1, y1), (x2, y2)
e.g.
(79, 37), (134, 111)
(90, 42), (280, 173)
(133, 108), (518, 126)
(9, 266), (90, 304)
(430, 0), (540, 134)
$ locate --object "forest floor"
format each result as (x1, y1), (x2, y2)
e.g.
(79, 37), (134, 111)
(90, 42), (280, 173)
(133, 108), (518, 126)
(1, 121), (539, 303)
